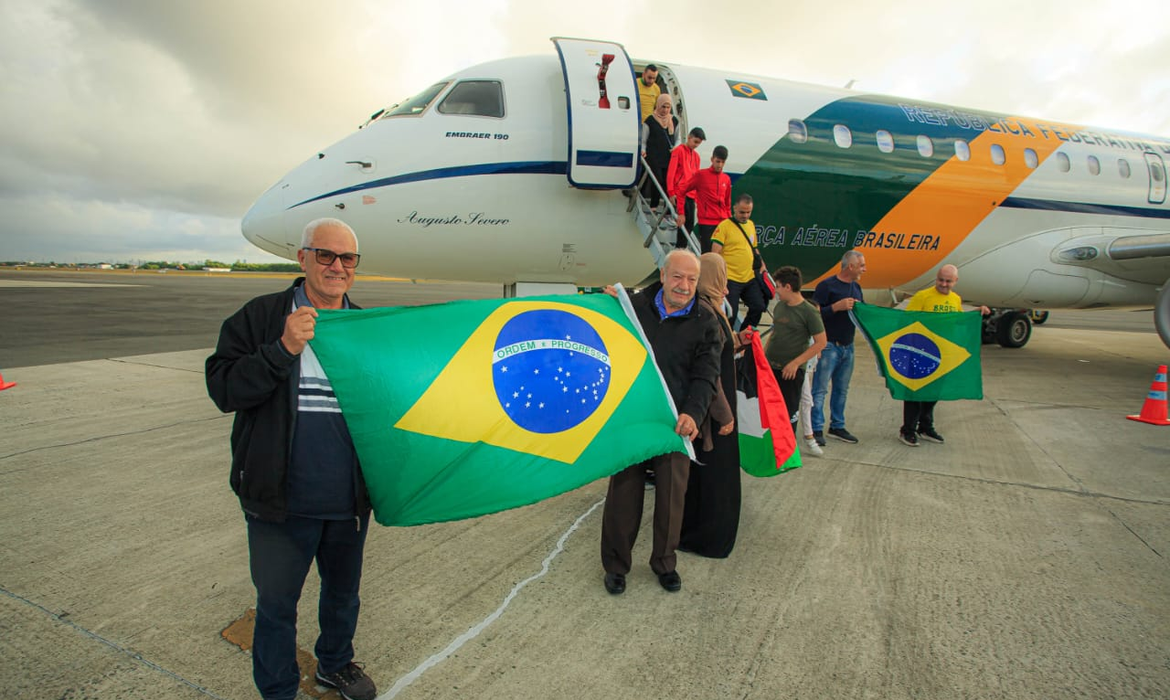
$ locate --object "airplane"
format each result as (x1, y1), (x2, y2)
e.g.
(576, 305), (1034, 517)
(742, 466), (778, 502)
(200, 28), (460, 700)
(241, 37), (1170, 350)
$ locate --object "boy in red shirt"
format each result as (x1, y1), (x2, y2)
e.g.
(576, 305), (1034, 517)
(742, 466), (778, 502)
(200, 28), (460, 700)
(666, 127), (706, 248)
(677, 145), (731, 252)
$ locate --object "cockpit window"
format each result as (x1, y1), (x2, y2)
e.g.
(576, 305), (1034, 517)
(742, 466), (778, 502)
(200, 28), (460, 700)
(383, 82), (450, 118)
(438, 80), (505, 118)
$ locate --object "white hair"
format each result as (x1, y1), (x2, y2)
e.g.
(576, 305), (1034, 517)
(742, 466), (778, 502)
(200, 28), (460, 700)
(301, 217), (358, 251)
(663, 248), (700, 270)
(841, 249), (863, 269)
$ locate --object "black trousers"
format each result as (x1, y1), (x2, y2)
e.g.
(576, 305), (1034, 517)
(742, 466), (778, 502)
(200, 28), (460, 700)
(773, 366), (805, 426)
(695, 224), (718, 253)
(902, 400), (937, 433)
(726, 277), (767, 331)
(643, 166), (668, 208)
(676, 198), (697, 248)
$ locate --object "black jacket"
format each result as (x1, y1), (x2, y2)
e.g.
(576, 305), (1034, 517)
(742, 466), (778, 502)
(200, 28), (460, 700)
(204, 278), (371, 522)
(630, 282), (722, 423)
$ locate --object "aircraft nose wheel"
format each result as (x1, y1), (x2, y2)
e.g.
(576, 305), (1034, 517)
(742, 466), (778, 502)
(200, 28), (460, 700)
(996, 311), (1032, 348)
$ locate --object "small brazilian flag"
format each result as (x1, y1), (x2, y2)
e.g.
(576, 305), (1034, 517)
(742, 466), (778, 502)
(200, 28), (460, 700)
(726, 79), (766, 100)
(851, 303), (983, 401)
(309, 292), (687, 526)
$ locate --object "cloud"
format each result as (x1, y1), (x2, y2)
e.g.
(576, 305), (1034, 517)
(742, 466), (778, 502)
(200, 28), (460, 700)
(0, 0), (1167, 263)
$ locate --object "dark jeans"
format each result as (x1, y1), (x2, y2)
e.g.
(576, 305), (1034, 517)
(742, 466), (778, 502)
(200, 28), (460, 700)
(726, 277), (767, 331)
(902, 400), (938, 434)
(247, 513), (369, 700)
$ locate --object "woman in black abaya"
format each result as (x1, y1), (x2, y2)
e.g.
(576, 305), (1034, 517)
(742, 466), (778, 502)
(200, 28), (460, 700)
(679, 253), (742, 558)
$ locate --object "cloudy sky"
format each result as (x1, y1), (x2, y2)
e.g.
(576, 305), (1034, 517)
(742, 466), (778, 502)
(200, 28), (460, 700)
(2, 0), (1167, 264)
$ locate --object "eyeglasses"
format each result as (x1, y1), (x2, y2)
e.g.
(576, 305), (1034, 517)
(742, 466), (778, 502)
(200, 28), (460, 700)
(303, 247), (360, 269)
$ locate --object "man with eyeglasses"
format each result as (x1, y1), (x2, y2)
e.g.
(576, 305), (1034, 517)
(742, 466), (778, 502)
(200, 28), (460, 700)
(206, 218), (377, 700)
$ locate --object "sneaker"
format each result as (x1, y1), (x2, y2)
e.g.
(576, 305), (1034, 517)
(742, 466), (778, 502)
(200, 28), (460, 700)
(812, 431), (826, 447)
(315, 662), (376, 700)
(828, 427), (859, 444)
(803, 436), (823, 457)
(918, 427), (945, 444)
(898, 430), (919, 447)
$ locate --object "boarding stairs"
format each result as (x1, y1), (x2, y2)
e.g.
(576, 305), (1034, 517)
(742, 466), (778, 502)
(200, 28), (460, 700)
(630, 155), (701, 272)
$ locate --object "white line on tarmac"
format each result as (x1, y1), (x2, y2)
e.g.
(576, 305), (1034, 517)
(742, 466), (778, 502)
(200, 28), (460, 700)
(380, 499), (605, 699)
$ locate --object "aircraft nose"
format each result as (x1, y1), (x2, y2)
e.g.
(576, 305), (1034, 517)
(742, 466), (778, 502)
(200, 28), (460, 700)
(241, 183), (294, 259)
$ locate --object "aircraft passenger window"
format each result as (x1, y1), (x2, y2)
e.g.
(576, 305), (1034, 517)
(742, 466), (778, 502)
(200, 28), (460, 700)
(385, 82), (450, 117)
(990, 144), (1006, 165)
(1118, 159), (1132, 178)
(1024, 148), (1039, 169)
(1087, 155), (1101, 176)
(1056, 152), (1071, 172)
(954, 140), (970, 162)
(875, 130), (894, 153)
(787, 119), (808, 144)
(833, 124), (852, 148)
(438, 80), (505, 118)
(917, 135), (933, 157)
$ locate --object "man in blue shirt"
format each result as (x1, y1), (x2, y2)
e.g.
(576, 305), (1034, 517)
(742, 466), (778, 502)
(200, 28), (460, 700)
(810, 250), (867, 446)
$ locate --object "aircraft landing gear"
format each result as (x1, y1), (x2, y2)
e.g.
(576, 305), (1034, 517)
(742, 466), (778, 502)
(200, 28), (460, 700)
(1029, 309), (1049, 325)
(982, 309), (1032, 348)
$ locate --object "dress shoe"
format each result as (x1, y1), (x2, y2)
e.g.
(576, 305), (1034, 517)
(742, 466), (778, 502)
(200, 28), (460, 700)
(657, 570), (682, 592)
(604, 572), (626, 595)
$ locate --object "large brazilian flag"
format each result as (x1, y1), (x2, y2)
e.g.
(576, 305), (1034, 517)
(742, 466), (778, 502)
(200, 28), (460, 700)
(309, 292), (688, 526)
(851, 303), (983, 401)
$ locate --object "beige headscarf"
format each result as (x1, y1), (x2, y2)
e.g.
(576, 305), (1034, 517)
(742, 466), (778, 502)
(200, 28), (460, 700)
(698, 252), (729, 319)
(652, 94), (674, 134)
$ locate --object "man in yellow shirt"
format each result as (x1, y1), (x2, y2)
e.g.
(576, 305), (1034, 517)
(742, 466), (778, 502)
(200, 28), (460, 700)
(637, 65), (661, 123)
(899, 264), (989, 446)
(711, 194), (766, 330)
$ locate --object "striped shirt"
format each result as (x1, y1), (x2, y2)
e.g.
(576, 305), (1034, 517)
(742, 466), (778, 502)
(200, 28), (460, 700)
(285, 285), (359, 519)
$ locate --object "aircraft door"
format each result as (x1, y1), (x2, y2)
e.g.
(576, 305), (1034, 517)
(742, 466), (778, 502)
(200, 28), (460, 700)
(551, 37), (640, 189)
(1145, 152), (1167, 204)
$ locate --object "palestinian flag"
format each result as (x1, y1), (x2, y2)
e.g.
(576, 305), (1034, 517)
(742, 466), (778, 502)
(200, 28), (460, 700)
(736, 331), (801, 476)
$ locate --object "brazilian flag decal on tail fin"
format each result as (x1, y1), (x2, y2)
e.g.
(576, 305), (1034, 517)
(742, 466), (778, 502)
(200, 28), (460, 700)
(309, 294), (687, 526)
(851, 303), (983, 401)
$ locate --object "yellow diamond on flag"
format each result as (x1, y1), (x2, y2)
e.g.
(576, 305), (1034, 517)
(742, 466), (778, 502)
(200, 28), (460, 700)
(394, 300), (648, 464)
(875, 320), (972, 392)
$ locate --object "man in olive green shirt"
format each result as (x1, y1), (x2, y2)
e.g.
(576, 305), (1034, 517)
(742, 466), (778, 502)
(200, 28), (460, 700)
(764, 266), (827, 452)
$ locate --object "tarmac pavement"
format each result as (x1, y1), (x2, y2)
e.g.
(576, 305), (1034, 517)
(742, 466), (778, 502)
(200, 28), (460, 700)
(1, 269), (1168, 699)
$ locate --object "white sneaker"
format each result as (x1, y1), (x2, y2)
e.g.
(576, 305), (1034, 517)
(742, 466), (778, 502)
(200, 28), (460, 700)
(803, 436), (823, 457)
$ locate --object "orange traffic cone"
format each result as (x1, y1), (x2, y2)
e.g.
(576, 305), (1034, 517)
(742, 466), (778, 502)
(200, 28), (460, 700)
(0, 370), (14, 391)
(1127, 364), (1170, 426)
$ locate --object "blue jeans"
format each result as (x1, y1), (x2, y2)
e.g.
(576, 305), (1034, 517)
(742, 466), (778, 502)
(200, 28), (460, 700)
(811, 342), (855, 433)
(247, 514), (369, 700)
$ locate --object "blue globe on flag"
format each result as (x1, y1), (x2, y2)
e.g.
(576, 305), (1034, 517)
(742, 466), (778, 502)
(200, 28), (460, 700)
(889, 332), (942, 380)
(492, 310), (611, 433)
